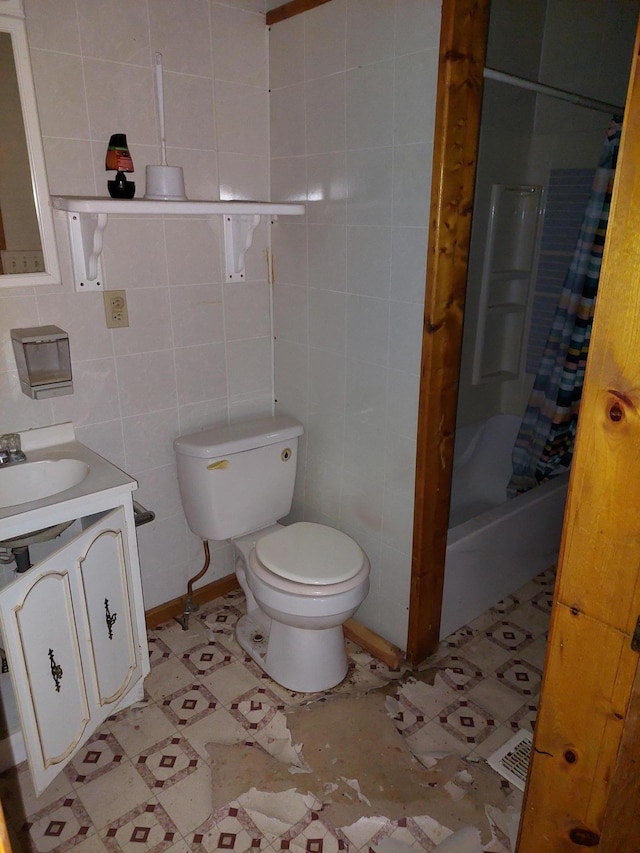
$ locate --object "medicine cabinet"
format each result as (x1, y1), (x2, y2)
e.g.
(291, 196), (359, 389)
(0, 0), (60, 288)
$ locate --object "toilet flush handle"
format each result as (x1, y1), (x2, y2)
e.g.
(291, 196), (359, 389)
(207, 460), (229, 470)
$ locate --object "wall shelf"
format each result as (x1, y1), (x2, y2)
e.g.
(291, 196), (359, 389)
(51, 196), (306, 291)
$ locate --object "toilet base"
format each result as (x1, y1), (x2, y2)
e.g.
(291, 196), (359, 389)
(235, 613), (269, 667)
(235, 614), (348, 693)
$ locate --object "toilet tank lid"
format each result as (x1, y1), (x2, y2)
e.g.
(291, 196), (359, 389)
(173, 414), (303, 458)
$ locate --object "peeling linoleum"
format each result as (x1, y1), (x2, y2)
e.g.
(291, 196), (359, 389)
(0, 566), (554, 852)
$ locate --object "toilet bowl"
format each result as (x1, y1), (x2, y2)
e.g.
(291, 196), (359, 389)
(232, 522), (370, 692)
(173, 415), (371, 693)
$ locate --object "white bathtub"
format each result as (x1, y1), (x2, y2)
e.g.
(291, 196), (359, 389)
(440, 414), (568, 639)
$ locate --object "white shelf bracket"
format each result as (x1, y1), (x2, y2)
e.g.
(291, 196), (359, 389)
(51, 198), (305, 291)
(223, 213), (261, 281)
(65, 211), (107, 292)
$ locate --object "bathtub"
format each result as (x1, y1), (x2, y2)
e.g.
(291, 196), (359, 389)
(439, 414), (569, 639)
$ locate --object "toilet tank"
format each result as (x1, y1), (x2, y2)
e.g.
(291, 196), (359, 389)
(174, 415), (303, 540)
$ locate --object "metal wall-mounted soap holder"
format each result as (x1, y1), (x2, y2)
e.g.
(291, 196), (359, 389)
(11, 325), (73, 399)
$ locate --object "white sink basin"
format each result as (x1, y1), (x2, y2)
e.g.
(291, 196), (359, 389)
(0, 459), (90, 509)
(0, 519), (75, 549)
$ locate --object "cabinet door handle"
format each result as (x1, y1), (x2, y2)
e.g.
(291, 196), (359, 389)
(104, 598), (117, 640)
(48, 648), (63, 692)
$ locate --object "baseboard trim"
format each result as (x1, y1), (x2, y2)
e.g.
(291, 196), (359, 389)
(145, 578), (405, 670)
(145, 574), (240, 629)
(344, 619), (405, 670)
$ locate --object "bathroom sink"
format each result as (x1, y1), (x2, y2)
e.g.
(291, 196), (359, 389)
(0, 459), (90, 509)
(0, 519), (75, 549)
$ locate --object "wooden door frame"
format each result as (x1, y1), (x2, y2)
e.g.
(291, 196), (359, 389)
(407, 0), (489, 662)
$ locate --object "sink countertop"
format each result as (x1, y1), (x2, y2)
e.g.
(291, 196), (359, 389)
(0, 423), (136, 540)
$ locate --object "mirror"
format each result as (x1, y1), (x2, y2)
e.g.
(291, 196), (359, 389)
(0, 0), (60, 287)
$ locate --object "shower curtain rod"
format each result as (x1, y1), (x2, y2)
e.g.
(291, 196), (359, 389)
(483, 67), (624, 115)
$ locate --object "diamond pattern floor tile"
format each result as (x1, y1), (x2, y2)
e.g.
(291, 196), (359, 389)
(147, 637), (173, 669)
(466, 675), (532, 725)
(438, 624), (478, 652)
(531, 588), (554, 615)
(279, 809), (348, 852)
(107, 702), (179, 759)
(485, 621), (534, 653)
(507, 701), (539, 733)
(228, 687), (287, 732)
(495, 658), (543, 697)
(22, 794), (96, 853)
(438, 697), (497, 747)
(101, 801), (179, 853)
(161, 683), (218, 727)
(434, 654), (486, 692)
(180, 639), (235, 678)
(364, 816), (439, 852)
(387, 691), (429, 738)
(65, 732), (126, 786)
(134, 735), (201, 791)
(189, 806), (264, 852)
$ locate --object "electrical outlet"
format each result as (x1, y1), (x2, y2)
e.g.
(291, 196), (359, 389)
(103, 289), (129, 328)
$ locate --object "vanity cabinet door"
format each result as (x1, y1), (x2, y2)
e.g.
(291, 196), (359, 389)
(78, 520), (140, 707)
(0, 569), (91, 785)
(0, 506), (145, 794)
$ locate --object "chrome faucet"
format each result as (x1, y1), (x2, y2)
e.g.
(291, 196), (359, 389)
(0, 434), (26, 465)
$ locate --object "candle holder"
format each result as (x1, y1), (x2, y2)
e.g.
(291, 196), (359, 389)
(105, 133), (135, 199)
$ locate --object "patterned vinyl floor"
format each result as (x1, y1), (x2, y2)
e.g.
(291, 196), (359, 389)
(0, 567), (554, 853)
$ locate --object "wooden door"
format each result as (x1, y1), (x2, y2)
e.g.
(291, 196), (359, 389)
(517, 17), (640, 850)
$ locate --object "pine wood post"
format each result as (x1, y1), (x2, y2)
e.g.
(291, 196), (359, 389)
(407, 0), (489, 663)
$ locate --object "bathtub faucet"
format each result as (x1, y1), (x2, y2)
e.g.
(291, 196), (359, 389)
(0, 433), (26, 465)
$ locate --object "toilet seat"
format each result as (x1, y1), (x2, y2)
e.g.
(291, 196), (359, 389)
(255, 522), (364, 585)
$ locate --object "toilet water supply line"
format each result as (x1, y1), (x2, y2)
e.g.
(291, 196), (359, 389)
(176, 540), (210, 630)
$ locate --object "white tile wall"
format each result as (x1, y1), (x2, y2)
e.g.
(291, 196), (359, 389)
(0, 0), (271, 611)
(1, 0), (440, 652)
(269, 0), (440, 649)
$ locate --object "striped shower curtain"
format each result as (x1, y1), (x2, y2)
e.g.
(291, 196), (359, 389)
(508, 117), (622, 496)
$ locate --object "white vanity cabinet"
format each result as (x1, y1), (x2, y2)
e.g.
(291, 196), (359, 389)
(0, 424), (150, 795)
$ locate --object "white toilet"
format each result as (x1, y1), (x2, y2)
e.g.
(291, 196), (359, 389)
(173, 415), (370, 693)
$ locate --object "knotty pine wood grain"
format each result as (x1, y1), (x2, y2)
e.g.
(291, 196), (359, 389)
(407, 0), (489, 663)
(518, 16), (640, 850)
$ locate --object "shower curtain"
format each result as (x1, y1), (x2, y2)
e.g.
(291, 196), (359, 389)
(508, 117), (622, 496)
